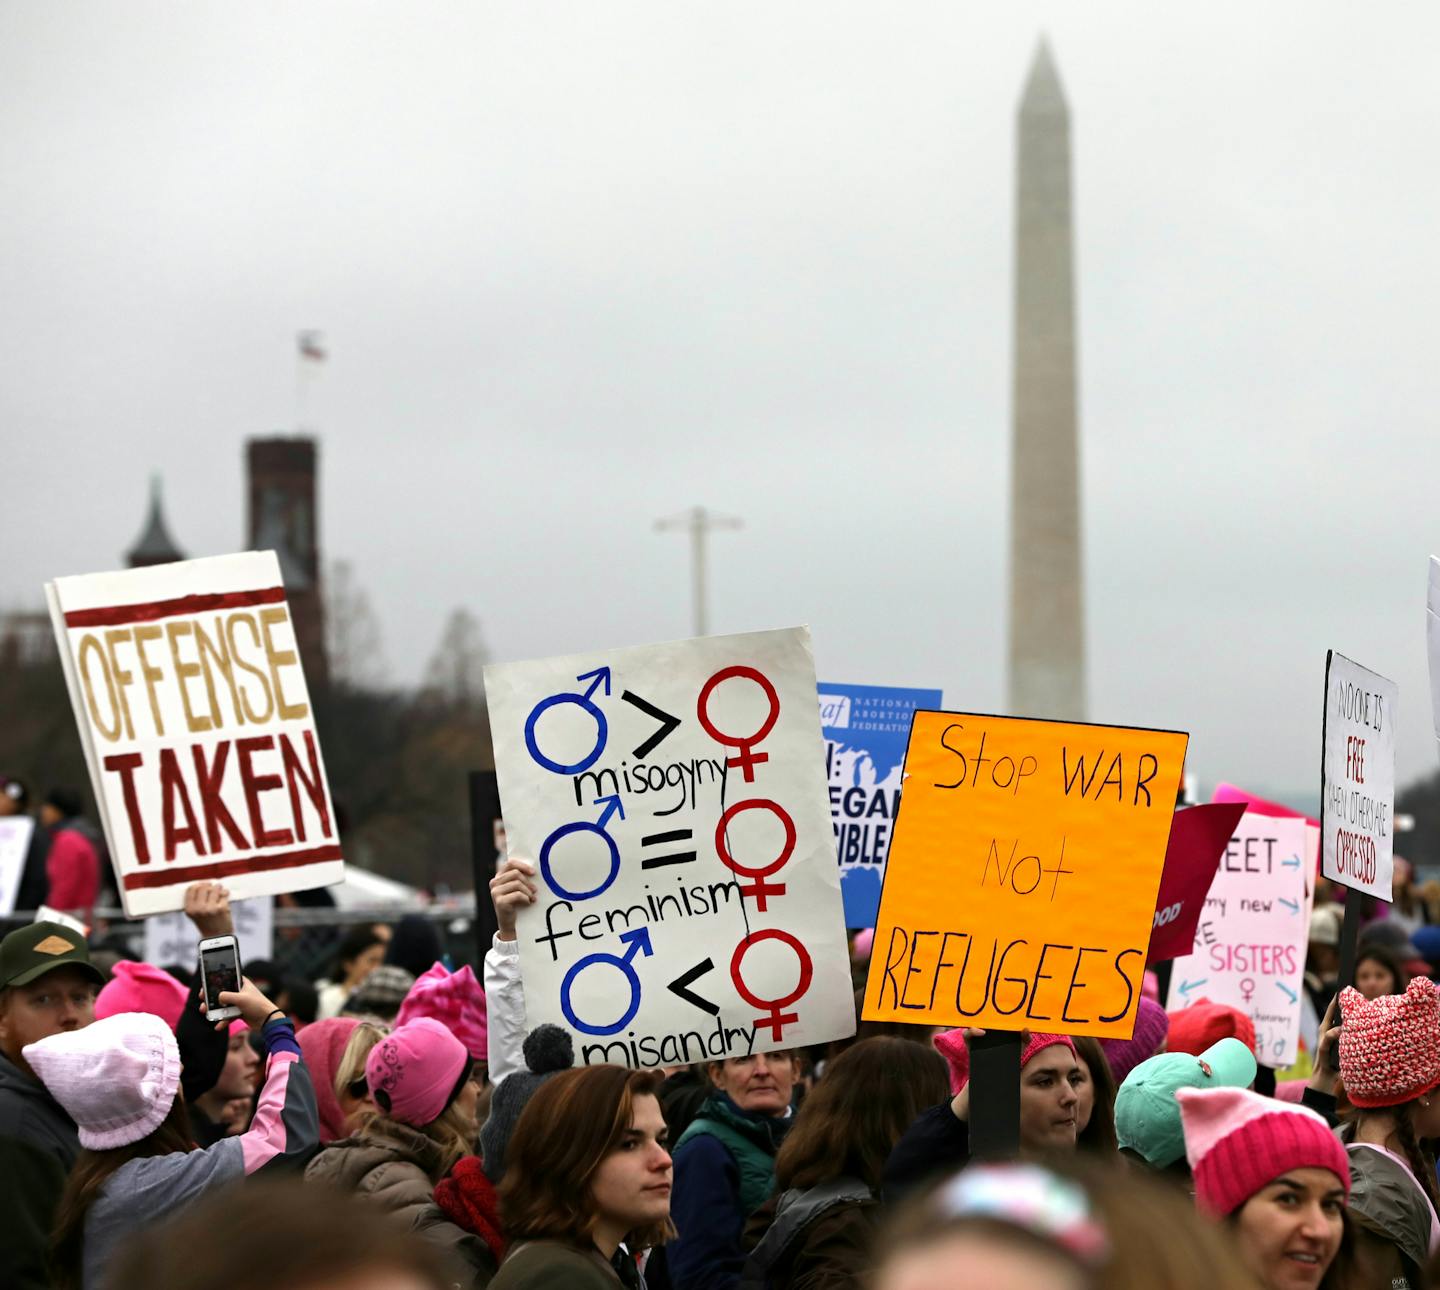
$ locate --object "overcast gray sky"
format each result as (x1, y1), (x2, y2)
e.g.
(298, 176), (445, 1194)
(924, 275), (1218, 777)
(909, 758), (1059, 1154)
(3, 2), (1438, 806)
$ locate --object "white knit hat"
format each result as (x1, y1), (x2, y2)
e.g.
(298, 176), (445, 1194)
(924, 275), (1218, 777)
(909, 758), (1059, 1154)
(25, 1011), (182, 1150)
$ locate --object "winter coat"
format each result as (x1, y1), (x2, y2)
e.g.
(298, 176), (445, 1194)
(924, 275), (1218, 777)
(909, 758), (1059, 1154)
(484, 934), (527, 1086)
(740, 1178), (877, 1290)
(0, 1050), (81, 1290)
(44, 820), (101, 913)
(82, 1020), (316, 1290)
(1343, 1142), (1439, 1290)
(491, 1240), (642, 1290)
(664, 1093), (790, 1290)
(305, 1117), (496, 1287)
(882, 1102), (969, 1202)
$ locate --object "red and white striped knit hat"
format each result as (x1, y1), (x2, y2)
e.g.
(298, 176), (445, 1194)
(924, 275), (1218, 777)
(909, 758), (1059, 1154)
(1338, 976), (1440, 1108)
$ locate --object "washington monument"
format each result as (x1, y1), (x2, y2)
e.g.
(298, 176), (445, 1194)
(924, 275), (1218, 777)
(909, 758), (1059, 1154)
(1007, 40), (1086, 721)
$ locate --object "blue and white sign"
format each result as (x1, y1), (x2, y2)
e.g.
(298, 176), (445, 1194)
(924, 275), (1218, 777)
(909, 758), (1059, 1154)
(819, 682), (943, 927)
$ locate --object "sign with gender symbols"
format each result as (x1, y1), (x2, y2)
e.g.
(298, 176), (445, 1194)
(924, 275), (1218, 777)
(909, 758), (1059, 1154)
(485, 627), (855, 1067)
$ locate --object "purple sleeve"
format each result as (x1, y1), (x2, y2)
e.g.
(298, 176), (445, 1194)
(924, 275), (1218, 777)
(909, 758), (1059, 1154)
(239, 1028), (318, 1174)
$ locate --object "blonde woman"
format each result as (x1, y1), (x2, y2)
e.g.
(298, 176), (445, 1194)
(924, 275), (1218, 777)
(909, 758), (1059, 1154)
(305, 1017), (494, 1287)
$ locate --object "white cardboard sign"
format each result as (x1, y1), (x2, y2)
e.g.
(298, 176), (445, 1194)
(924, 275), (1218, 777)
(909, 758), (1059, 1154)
(143, 895), (275, 967)
(0, 816), (35, 916)
(1166, 812), (1310, 1066)
(46, 552), (344, 917)
(1321, 651), (1397, 901)
(485, 626), (855, 1067)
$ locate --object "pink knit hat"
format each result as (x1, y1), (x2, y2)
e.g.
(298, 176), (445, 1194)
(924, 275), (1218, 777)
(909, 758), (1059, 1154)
(297, 1016), (361, 1142)
(1338, 976), (1440, 1108)
(1099, 997), (1170, 1084)
(933, 1030), (1078, 1095)
(1177, 1086), (1350, 1217)
(24, 1012), (182, 1150)
(395, 962), (488, 1061)
(95, 960), (189, 1033)
(366, 1017), (471, 1127)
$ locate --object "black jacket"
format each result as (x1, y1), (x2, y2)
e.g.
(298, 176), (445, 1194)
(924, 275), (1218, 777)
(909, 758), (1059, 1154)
(0, 1050), (82, 1290)
(882, 1102), (969, 1202)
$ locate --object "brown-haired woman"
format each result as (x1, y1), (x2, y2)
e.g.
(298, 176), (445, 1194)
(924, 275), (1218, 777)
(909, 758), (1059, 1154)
(1070, 1037), (1118, 1155)
(492, 1064), (673, 1289)
(742, 1036), (948, 1289)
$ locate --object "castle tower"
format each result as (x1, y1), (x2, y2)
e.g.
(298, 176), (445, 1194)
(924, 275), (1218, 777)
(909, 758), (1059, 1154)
(1007, 39), (1086, 721)
(247, 436), (328, 688)
(126, 475), (186, 569)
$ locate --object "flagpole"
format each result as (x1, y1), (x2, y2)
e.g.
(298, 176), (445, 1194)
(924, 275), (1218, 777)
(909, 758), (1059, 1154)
(295, 331), (326, 432)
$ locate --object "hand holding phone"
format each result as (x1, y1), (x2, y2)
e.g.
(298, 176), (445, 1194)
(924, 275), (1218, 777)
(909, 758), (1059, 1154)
(201, 973), (285, 1032)
(199, 935), (243, 1023)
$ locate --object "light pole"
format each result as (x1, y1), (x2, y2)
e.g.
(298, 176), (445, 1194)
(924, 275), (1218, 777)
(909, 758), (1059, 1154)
(654, 505), (742, 637)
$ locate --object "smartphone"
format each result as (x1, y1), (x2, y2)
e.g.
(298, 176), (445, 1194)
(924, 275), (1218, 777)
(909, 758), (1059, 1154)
(198, 935), (243, 1023)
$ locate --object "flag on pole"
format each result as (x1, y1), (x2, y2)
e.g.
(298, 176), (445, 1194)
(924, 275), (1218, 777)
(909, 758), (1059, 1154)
(298, 330), (327, 362)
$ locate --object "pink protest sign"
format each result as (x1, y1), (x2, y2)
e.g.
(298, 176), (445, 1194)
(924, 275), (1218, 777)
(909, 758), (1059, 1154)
(1212, 783), (1318, 828)
(1148, 802), (1247, 964)
(1212, 783), (1321, 879)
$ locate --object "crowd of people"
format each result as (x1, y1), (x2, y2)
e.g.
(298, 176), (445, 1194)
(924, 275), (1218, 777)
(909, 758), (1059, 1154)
(7, 802), (1440, 1288)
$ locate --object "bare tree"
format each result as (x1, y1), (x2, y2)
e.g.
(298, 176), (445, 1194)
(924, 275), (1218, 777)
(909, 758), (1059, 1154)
(422, 607), (487, 709)
(326, 560), (388, 690)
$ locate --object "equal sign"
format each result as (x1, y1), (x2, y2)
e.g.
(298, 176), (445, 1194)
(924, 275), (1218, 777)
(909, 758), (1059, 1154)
(641, 828), (696, 869)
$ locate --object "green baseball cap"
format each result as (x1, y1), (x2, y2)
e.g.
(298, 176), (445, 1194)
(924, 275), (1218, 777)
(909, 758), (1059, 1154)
(0, 921), (105, 990)
(1115, 1037), (1257, 1168)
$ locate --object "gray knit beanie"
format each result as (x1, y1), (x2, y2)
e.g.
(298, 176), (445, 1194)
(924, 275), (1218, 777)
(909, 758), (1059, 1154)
(479, 1024), (574, 1182)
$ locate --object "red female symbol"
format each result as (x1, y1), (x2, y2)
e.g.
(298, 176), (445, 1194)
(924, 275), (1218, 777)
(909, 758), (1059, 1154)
(730, 930), (814, 1042)
(696, 666), (780, 782)
(714, 799), (795, 911)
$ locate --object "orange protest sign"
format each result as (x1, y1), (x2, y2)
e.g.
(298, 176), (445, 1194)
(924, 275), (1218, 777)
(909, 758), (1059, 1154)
(863, 712), (1187, 1039)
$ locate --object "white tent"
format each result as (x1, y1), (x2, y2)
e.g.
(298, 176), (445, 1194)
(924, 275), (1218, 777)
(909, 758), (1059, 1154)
(329, 866), (424, 909)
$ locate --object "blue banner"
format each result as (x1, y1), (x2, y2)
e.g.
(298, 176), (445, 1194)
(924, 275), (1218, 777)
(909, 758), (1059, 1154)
(818, 682), (943, 927)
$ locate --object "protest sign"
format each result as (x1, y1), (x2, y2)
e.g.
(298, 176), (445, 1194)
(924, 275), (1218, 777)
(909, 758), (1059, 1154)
(143, 895), (274, 967)
(1320, 652), (1397, 902)
(819, 682), (943, 927)
(0, 815), (35, 915)
(485, 627), (854, 1067)
(1165, 812), (1309, 1066)
(1212, 781), (1321, 891)
(46, 552), (344, 917)
(1147, 802), (1247, 964)
(1212, 782), (1319, 830)
(468, 770), (504, 955)
(862, 712), (1187, 1039)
